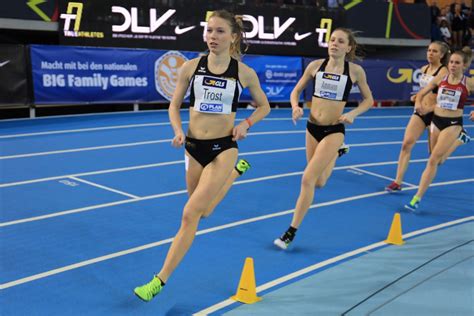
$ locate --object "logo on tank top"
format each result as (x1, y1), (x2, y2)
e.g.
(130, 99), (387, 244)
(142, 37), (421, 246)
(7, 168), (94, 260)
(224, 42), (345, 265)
(322, 73), (341, 81)
(320, 91), (337, 99)
(441, 89), (455, 96)
(203, 77), (227, 89)
(199, 103), (223, 113)
(155, 51), (189, 101)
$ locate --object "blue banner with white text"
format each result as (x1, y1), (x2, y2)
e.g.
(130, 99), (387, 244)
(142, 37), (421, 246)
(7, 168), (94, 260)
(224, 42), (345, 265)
(30, 45), (474, 105)
(31, 45), (151, 104)
(30, 45), (301, 104)
(241, 55), (302, 103)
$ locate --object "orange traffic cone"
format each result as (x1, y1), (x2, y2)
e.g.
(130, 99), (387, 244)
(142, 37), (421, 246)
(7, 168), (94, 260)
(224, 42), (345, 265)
(385, 213), (405, 245)
(231, 257), (262, 304)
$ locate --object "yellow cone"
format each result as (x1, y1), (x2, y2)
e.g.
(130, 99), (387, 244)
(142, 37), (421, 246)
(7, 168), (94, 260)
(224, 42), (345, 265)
(385, 213), (405, 245)
(231, 257), (262, 304)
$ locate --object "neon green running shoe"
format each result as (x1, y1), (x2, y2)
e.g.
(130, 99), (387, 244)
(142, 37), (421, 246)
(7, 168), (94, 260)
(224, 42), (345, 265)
(235, 159), (251, 175)
(134, 276), (163, 302)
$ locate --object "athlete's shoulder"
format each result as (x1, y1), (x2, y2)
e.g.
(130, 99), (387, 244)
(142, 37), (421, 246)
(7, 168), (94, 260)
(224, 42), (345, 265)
(237, 61), (257, 76)
(305, 59), (325, 75)
(181, 57), (202, 72)
(348, 61), (365, 73)
(420, 64), (429, 72)
(185, 56), (202, 67)
(308, 59), (325, 68)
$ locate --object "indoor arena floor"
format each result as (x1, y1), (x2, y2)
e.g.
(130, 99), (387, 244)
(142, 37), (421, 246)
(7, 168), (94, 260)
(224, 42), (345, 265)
(1, 107), (473, 315)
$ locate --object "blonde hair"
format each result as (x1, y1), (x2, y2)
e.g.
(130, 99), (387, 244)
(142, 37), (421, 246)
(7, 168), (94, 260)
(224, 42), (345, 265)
(332, 28), (359, 62)
(450, 46), (473, 70)
(209, 10), (247, 60)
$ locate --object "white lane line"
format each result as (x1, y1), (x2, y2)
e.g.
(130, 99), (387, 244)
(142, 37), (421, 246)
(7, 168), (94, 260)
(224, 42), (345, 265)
(0, 117), (306, 139)
(241, 147), (305, 156)
(195, 216), (474, 315)
(1, 113), (472, 138)
(0, 160), (185, 188)
(1, 179), (472, 291)
(69, 177), (140, 199)
(0, 122), (173, 139)
(0, 138), (471, 189)
(0, 139), (173, 160)
(350, 167), (417, 188)
(1, 157), (472, 227)
(0, 132), (427, 161)
(3, 124), (473, 159)
(0, 141), (398, 187)
(0, 188), (188, 228)
(247, 127), (446, 136)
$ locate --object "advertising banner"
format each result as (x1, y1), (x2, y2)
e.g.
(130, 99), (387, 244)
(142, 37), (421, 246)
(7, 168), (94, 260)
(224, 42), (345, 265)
(0, 45), (29, 106)
(30, 45), (302, 104)
(30, 45), (152, 104)
(58, 1), (340, 57)
(241, 55), (302, 102)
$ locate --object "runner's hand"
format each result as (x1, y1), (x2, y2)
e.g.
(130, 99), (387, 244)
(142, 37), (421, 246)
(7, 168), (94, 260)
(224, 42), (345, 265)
(171, 131), (185, 147)
(292, 106), (303, 125)
(338, 112), (355, 124)
(232, 122), (249, 141)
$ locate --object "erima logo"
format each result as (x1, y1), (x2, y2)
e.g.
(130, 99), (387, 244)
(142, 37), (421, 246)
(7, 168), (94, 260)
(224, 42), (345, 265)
(203, 77), (226, 89)
(199, 103), (223, 112)
(198, 67), (206, 73)
(0, 60), (10, 67)
(212, 144), (221, 151)
(323, 73), (341, 81)
(442, 89), (455, 96)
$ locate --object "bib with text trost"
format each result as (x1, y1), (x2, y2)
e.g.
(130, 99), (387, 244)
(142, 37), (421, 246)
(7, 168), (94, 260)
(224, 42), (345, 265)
(192, 75), (237, 114)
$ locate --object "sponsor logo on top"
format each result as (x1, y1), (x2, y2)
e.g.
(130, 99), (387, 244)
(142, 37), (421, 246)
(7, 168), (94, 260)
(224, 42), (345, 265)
(323, 73), (340, 81)
(441, 89), (455, 96)
(320, 91), (337, 99)
(199, 103), (223, 113)
(203, 77), (227, 89)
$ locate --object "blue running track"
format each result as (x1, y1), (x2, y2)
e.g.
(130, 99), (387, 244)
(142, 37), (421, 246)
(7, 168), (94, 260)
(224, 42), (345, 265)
(1, 107), (473, 315)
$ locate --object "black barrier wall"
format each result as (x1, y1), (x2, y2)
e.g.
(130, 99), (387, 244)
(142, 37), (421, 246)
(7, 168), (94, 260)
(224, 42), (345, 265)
(0, 0), (58, 21)
(0, 45), (30, 106)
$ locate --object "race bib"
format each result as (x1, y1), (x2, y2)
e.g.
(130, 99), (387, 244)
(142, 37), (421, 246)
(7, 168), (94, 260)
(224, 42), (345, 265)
(193, 75), (236, 114)
(314, 72), (348, 101)
(437, 87), (461, 110)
